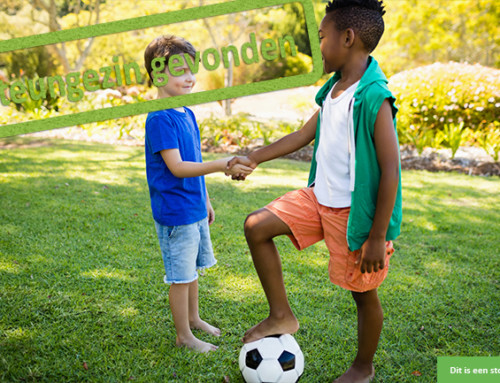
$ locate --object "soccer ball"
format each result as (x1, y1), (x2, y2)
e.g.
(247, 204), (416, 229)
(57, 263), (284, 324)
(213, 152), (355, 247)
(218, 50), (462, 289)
(239, 334), (304, 383)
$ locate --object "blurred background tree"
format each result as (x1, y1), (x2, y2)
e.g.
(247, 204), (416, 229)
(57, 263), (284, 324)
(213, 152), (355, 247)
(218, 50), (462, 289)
(1, 0), (498, 80)
(0, 0), (231, 79)
(197, 0), (253, 116)
(0, 0), (104, 73)
(1, 0), (498, 143)
(312, 0), (499, 76)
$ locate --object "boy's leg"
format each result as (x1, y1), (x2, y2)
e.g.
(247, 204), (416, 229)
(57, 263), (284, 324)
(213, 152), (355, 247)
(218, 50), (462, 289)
(187, 279), (221, 336)
(242, 208), (299, 343)
(333, 288), (382, 383)
(169, 282), (218, 352)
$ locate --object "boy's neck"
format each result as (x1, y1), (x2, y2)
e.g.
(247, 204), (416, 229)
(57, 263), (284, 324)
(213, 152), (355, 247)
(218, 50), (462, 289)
(157, 88), (171, 99)
(338, 53), (370, 85)
(156, 91), (185, 113)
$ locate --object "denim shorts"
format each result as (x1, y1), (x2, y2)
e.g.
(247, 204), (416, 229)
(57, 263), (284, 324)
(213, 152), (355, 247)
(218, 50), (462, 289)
(154, 217), (217, 284)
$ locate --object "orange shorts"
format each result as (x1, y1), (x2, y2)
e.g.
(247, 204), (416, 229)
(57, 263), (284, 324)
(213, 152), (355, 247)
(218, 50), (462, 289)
(265, 187), (394, 293)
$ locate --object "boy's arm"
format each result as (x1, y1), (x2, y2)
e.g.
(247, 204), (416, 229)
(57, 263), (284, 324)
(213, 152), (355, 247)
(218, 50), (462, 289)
(160, 149), (252, 178)
(227, 109), (319, 171)
(357, 99), (400, 273)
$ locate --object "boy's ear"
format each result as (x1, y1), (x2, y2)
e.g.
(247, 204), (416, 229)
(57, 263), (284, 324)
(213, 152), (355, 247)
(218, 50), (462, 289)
(344, 28), (355, 48)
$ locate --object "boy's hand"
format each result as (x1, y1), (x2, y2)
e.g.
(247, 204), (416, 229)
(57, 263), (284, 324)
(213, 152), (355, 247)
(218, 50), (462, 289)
(206, 200), (215, 225)
(226, 156), (257, 180)
(225, 159), (254, 179)
(356, 236), (386, 273)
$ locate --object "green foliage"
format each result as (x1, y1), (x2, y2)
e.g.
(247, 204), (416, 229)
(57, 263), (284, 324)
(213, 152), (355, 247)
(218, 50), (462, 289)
(263, 3), (312, 57)
(0, 85), (148, 142)
(11, 76), (62, 113)
(198, 113), (300, 150)
(402, 126), (435, 156)
(477, 127), (500, 161)
(248, 4), (313, 84)
(18, 96), (60, 116)
(437, 122), (468, 159)
(252, 52), (313, 82)
(0, 138), (499, 382)
(1, 46), (55, 80)
(283, 52), (313, 77)
(373, 0), (500, 76)
(390, 62), (500, 157)
(1, 0), (498, 84)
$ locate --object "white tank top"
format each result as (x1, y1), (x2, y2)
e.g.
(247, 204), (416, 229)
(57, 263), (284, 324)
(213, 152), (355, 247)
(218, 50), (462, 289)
(314, 81), (359, 208)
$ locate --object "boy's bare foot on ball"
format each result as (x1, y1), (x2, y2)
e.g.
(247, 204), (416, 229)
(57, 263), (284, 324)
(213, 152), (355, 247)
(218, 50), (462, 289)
(242, 315), (299, 343)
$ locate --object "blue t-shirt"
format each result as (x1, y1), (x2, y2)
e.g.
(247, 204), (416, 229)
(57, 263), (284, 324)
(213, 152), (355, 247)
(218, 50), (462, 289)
(145, 107), (207, 226)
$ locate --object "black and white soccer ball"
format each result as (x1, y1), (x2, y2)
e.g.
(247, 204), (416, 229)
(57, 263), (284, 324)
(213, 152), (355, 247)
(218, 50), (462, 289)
(239, 334), (304, 383)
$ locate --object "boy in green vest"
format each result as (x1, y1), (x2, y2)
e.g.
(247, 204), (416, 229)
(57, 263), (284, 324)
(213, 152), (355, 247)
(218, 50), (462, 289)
(228, 0), (402, 381)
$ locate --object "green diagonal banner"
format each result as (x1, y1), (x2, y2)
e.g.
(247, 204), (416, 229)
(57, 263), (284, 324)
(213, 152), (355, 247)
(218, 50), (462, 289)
(0, 0), (322, 138)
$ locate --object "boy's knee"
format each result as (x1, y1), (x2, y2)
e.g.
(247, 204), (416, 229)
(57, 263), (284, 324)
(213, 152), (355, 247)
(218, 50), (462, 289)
(244, 208), (286, 243)
(244, 209), (272, 242)
(244, 211), (265, 241)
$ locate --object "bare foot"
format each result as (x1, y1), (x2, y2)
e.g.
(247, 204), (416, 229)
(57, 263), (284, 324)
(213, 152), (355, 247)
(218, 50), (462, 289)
(242, 315), (299, 343)
(333, 365), (375, 383)
(176, 335), (218, 353)
(190, 318), (221, 337)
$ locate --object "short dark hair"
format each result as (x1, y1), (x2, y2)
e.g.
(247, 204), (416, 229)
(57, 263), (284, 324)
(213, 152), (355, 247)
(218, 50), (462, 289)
(144, 35), (196, 82)
(325, 0), (386, 53)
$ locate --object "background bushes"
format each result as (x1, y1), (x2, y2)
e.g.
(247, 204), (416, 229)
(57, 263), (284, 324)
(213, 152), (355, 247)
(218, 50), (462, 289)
(390, 62), (500, 159)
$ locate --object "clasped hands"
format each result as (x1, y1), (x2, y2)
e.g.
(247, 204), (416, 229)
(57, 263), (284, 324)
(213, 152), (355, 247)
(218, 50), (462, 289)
(224, 155), (257, 180)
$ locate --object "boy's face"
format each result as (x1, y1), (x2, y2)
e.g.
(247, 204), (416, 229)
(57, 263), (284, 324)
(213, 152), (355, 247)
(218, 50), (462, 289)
(318, 16), (347, 74)
(158, 56), (196, 98)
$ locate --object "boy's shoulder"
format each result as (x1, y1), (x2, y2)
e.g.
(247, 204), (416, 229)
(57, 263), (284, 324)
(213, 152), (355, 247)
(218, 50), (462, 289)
(146, 107), (194, 125)
(356, 58), (396, 109)
(361, 80), (392, 100)
(147, 107), (195, 120)
(145, 108), (199, 139)
(147, 108), (175, 120)
(146, 109), (169, 125)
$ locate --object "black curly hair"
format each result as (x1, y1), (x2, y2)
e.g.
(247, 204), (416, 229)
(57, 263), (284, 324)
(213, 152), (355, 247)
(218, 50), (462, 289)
(325, 0), (386, 53)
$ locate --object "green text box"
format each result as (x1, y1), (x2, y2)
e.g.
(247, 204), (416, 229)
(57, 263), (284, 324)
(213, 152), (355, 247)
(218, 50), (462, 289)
(0, 0), (322, 138)
(438, 356), (500, 383)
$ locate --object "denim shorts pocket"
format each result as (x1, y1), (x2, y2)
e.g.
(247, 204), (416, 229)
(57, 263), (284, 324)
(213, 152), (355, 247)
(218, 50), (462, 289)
(165, 225), (177, 239)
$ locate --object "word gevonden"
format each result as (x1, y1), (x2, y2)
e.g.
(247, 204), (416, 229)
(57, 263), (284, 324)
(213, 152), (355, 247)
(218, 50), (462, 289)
(0, 33), (297, 105)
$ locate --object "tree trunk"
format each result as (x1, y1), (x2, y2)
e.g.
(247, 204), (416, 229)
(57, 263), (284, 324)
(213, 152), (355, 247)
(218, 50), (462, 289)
(224, 56), (233, 116)
(31, 0), (100, 73)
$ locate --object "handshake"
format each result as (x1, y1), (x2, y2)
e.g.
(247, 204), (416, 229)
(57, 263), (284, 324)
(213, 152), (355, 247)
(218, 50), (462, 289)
(224, 155), (257, 181)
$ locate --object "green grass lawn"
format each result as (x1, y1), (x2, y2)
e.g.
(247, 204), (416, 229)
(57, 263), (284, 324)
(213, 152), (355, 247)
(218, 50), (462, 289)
(1, 137), (499, 382)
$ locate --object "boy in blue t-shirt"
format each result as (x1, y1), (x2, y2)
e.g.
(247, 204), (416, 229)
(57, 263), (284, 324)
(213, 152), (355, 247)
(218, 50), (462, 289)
(144, 35), (252, 353)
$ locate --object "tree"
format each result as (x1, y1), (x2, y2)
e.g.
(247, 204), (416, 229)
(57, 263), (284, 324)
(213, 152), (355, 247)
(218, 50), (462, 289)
(312, 0), (499, 76)
(382, 0), (499, 68)
(29, 0), (102, 73)
(198, 0), (252, 116)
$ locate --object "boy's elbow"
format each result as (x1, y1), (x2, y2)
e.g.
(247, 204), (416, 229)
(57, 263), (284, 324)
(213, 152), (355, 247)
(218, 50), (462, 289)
(391, 162), (400, 178)
(168, 163), (185, 178)
(389, 164), (400, 185)
(170, 169), (182, 178)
